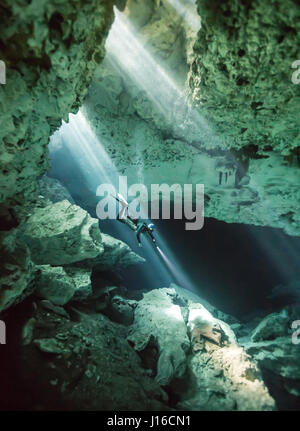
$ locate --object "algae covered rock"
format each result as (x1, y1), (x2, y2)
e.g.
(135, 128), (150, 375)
(243, 307), (300, 404)
(22, 200), (104, 265)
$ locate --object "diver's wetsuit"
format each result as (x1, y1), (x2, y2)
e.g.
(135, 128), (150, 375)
(136, 222), (156, 246)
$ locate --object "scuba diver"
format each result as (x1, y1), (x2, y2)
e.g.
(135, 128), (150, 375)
(136, 221), (156, 247)
(112, 193), (157, 248)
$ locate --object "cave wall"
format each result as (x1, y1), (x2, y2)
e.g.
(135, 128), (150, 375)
(0, 1), (123, 311)
(191, 0), (300, 153)
(0, 0), (115, 223)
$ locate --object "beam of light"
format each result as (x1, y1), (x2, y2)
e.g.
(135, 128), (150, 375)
(248, 225), (300, 285)
(106, 8), (212, 140)
(50, 111), (120, 191)
(165, 0), (201, 32)
(156, 244), (194, 291)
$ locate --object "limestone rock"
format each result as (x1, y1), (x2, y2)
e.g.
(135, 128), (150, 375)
(0, 0), (114, 214)
(35, 264), (93, 306)
(64, 267), (92, 302)
(171, 283), (239, 325)
(22, 200), (104, 265)
(191, 0), (300, 154)
(179, 344), (275, 411)
(128, 288), (190, 386)
(175, 293), (275, 410)
(38, 175), (75, 204)
(79, 233), (145, 270)
(35, 265), (78, 306)
(108, 295), (135, 326)
(0, 229), (35, 313)
(242, 307), (300, 403)
(34, 338), (68, 355)
(77, 0), (300, 236)
(244, 337), (300, 399)
(20, 301), (169, 410)
(101, 233), (145, 269)
(251, 309), (291, 342)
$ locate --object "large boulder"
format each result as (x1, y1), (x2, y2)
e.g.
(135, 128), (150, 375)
(22, 200), (104, 265)
(171, 288), (274, 411)
(64, 267), (93, 302)
(127, 285), (275, 410)
(0, 229), (35, 313)
(19, 299), (169, 410)
(128, 288), (190, 386)
(35, 265), (92, 306)
(78, 233), (145, 270)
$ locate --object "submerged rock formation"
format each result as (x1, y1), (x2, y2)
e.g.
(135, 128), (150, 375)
(19, 299), (168, 410)
(0, 229), (35, 312)
(242, 306), (300, 409)
(6, 284), (276, 411)
(0, 0), (115, 216)
(0, 0), (125, 314)
(1, 199), (143, 312)
(35, 265), (93, 305)
(191, 0), (300, 154)
(22, 200), (104, 265)
(78, 233), (145, 271)
(128, 286), (275, 410)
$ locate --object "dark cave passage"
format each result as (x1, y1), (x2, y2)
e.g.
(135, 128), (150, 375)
(88, 216), (300, 321)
